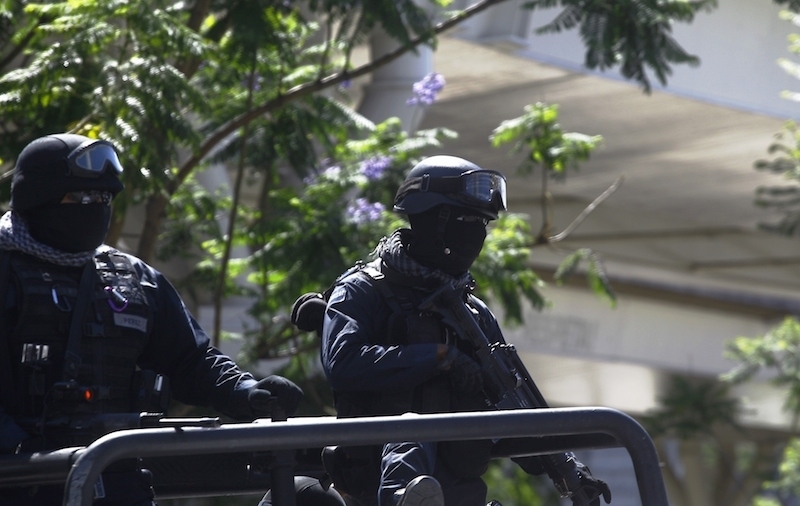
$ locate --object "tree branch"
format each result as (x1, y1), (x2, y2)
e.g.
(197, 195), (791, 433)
(0, 17), (45, 71)
(137, 0), (512, 261)
(548, 175), (624, 243)
(168, 0), (511, 195)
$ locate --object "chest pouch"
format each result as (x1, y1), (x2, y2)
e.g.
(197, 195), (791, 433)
(403, 312), (444, 345)
(131, 369), (170, 412)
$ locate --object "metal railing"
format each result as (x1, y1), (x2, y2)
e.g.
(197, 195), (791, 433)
(50, 407), (667, 506)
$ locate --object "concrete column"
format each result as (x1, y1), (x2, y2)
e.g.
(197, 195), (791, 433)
(357, 20), (434, 131)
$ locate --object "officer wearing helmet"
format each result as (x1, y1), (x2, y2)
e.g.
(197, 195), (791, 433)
(320, 155), (611, 506)
(0, 133), (305, 505)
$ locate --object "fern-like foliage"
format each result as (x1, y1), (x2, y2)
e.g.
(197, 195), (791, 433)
(753, 121), (800, 237)
(523, 0), (717, 92)
(554, 248), (616, 307)
(724, 317), (800, 419)
(641, 375), (741, 440)
(776, 0), (800, 13)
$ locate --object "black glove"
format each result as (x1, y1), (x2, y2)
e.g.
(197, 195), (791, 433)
(439, 347), (483, 395)
(291, 292), (327, 335)
(248, 375), (304, 418)
(547, 453), (611, 506)
(569, 460), (611, 506)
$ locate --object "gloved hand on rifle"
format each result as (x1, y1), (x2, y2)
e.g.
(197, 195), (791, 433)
(438, 345), (483, 395)
(546, 453), (611, 506)
(568, 459), (611, 506)
(572, 461), (611, 506)
(247, 375), (304, 418)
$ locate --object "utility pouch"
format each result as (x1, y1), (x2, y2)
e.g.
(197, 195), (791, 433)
(438, 439), (493, 478)
(438, 394), (494, 478)
(131, 369), (170, 412)
(321, 445), (380, 506)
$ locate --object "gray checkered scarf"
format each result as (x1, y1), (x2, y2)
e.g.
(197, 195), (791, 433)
(0, 211), (97, 267)
(373, 229), (472, 288)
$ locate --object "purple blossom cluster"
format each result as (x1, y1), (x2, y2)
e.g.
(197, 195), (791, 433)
(323, 165), (341, 178)
(347, 198), (385, 224)
(407, 72), (446, 106)
(359, 156), (393, 180)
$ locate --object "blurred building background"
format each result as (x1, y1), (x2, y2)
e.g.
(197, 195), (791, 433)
(184, 1), (800, 503)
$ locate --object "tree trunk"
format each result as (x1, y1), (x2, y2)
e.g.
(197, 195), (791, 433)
(679, 438), (715, 506)
(137, 193), (169, 264)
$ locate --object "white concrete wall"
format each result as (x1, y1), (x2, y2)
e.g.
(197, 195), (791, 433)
(501, 284), (792, 430)
(458, 0), (800, 120)
(357, 28), (434, 132)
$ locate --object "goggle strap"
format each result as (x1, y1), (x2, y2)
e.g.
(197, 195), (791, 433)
(395, 175), (463, 201)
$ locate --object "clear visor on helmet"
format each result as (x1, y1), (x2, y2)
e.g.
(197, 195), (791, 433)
(460, 170), (507, 210)
(67, 140), (124, 178)
(394, 168), (508, 217)
(422, 169), (507, 214)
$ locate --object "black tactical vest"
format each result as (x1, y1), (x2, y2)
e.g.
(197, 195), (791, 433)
(333, 261), (489, 418)
(4, 249), (151, 430)
(330, 261), (494, 483)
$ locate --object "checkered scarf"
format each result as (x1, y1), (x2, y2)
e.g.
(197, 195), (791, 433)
(0, 211), (97, 267)
(373, 229), (472, 288)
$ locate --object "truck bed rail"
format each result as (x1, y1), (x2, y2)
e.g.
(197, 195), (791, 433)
(55, 407), (666, 506)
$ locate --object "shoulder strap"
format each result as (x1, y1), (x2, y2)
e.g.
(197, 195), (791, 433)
(321, 261), (365, 301)
(62, 260), (99, 381)
(358, 263), (416, 315)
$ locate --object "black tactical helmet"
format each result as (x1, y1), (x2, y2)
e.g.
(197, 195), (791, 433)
(11, 133), (124, 212)
(393, 155), (507, 219)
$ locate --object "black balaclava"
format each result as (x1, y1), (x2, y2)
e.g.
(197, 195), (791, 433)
(407, 205), (487, 276)
(11, 134), (123, 253)
(23, 203), (112, 253)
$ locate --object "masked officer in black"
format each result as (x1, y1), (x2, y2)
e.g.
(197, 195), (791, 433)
(320, 155), (612, 506)
(0, 133), (307, 505)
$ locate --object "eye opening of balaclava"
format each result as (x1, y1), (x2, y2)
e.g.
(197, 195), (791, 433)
(407, 205), (488, 276)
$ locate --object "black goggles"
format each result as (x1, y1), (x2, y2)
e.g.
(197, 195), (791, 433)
(66, 140), (124, 178)
(402, 169), (508, 212)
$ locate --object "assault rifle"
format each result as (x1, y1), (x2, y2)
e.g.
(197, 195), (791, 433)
(419, 280), (609, 504)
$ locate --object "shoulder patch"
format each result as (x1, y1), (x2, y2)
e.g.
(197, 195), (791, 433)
(328, 285), (346, 305)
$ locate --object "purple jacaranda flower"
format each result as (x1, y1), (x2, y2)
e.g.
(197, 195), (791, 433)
(359, 156), (393, 180)
(406, 73), (446, 106)
(323, 165), (341, 178)
(347, 198), (385, 224)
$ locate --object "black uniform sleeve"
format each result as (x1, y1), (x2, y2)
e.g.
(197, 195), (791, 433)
(321, 273), (441, 393)
(0, 410), (29, 454)
(131, 255), (258, 420)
